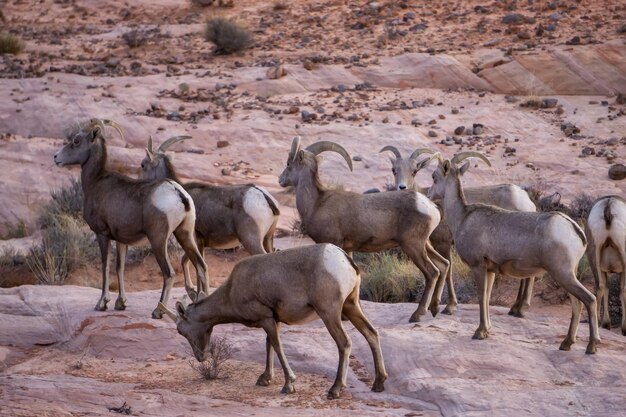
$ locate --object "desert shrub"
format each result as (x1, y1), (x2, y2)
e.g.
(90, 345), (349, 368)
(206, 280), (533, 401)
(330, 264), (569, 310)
(567, 193), (595, 223)
(356, 250), (424, 303)
(188, 336), (233, 380)
(447, 248), (475, 303)
(38, 178), (84, 228)
(607, 274), (623, 326)
(1, 219), (28, 240)
(204, 18), (252, 54)
(122, 29), (148, 47)
(27, 214), (97, 285)
(0, 33), (23, 55)
(272, 1), (289, 11)
(191, 0), (215, 6)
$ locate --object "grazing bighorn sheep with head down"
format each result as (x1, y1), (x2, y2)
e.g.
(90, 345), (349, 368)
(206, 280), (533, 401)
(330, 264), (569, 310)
(278, 136), (448, 322)
(427, 151), (600, 353)
(138, 136), (279, 284)
(53, 119), (208, 318)
(160, 243), (387, 399)
(586, 195), (626, 335)
(380, 145), (537, 317)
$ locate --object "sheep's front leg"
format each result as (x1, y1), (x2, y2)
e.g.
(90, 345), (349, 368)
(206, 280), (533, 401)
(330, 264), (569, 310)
(620, 272), (626, 336)
(256, 333), (275, 386)
(114, 242), (128, 310)
(472, 267), (491, 340)
(261, 319), (296, 394)
(95, 235), (111, 311)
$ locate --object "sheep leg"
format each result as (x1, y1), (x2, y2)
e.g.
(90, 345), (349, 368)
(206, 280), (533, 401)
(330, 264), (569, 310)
(114, 243), (127, 310)
(256, 334), (275, 386)
(236, 217), (267, 255)
(342, 288), (387, 393)
(149, 234), (176, 319)
(174, 228), (209, 298)
(403, 243), (441, 323)
(597, 271), (611, 330)
(485, 271), (495, 331)
(555, 271), (600, 354)
(472, 267), (491, 339)
(263, 224), (277, 253)
(261, 319), (296, 394)
(94, 235), (111, 311)
(318, 310), (352, 399)
(509, 278), (531, 318)
(621, 272), (626, 336)
(428, 243), (450, 317)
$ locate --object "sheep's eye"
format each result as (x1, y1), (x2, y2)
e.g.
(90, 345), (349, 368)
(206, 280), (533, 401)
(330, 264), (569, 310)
(141, 162), (145, 169)
(72, 138), (80, 146)
(413, 170), (418, 176)
(432, 173), (436, 180)
(391, 168), (397, 175)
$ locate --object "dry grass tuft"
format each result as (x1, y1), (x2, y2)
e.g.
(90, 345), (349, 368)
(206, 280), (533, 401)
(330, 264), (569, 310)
(188, 336), (234, 380)
(356, 250), (423, 303)
(0, 33), (23, 55)
(204, 18), (252, 55)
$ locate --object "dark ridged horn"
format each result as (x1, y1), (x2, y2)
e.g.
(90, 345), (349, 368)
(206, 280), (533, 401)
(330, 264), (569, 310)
(86, 118), (124, 140)
(158, 135), (192, 153)
(415, 152), (442, 169)
(379, 145), (402, 159)
(158, 302), (177, 321)
(147, 136), (154, 154)
(451, 151), (491, 167)
(306, 141), (353, 171)
(288, 136), (302, 162)
(409, 148), (435, 160)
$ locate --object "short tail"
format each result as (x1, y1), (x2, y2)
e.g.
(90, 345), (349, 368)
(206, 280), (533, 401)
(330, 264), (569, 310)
(556, 212), (587, 246)
(604, 198), (614, 229)
(252, 185), (280, 216)
(176, 188), (191, 212)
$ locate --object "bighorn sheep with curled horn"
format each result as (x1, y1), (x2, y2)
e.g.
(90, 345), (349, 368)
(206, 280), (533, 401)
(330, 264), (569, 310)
(380, 145), (537, 317)
(427, 151), (600, 353)
(138, 136), (279, 284)
(53, 119), (208, 318)
(278, 136), (449, 322)
(585, 195), (626, 335)
(159, 243), (387, 399)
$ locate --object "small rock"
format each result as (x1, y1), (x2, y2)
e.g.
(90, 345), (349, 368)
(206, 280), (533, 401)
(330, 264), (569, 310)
(451, 108), (459, 114)
(266, 64), (286, 79)
(216, 140), (229, 148)
(337, 84), (347, 93)
(543, 98), (558, 108)
(352, 155), (363, 162)
(473, 124), (484, 135)
(566, 36), (581, 45)
(502, 13), (525, 25)
(517, 31), (531, 40)
(105, 57), (120, 68)
(505, 95), (519, 103)
(428, 130), (438, 138)
(581, 146), (595, 156)
(609, 164), (626, 180)
(546, 23), (557, 32)
(221, 167), (232, 176)
(454, 126), (465, 135)
(364, 188), (380, 194)
(617, 24), (626, 34)
(382, 116), (389, 123)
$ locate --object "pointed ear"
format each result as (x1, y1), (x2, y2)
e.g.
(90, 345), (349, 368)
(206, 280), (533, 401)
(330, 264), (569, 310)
(443, 160), (451, 173)
(297, 150), (304, 162)
(175, 301), (187, 319)
(459, 161), (470, 176)
(196, 291), (208, 302)
(145, 148), (155, 162)
(90, 127), (101, 142)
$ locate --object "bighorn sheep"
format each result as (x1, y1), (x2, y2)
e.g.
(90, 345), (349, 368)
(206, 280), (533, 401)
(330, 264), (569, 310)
(53, 119), (208, 318)
(427, 151), (599, 353)
(278, 137), (449, 322)
(380, 145), (537, 317)
(138, 136), (279, 283)
(586, 195), (626, 335)
(159, 243), (387, 399)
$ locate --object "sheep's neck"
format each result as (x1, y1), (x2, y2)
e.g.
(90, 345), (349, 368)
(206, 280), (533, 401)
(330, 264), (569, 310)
(295, 170), (322, 226)
(162, 157), (183, 184)
(442, 174), (468, 237)
(194, 286), (240, 326)
(80, 140), (108, 198)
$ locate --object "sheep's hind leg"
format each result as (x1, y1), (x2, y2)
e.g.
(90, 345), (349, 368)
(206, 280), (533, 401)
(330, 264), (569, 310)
(114, 242), (128, 310)
(256, 334), (275, 386)
(149, 233), (176, 319)
(174, 228), (208, 299)
(403, 243), (441, 323)
(95, 235), (111, 311)
(317, 309), (352, 399)
(472, 267), (492, 340)
(427, 243), (450, 317)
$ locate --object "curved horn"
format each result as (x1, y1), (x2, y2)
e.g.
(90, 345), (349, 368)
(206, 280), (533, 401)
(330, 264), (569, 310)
(158, 135), (192, 153)
(409, 148), (435, 160)
(415, 152), (443, 170)
(451, 151), (491, 167)
(288, 136), (302, 162)
(305, 141), (353, 171)
(158, 302), (178, 321)
(379, 145), (402, 159)
(147, 136), (155, 154)
(86, 118), (124, 140)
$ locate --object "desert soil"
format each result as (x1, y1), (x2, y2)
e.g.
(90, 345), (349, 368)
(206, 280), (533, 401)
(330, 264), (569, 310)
(1, 0), (626, 416)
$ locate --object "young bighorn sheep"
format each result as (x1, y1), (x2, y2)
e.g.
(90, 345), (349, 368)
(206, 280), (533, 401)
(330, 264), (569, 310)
(53, 119), (208, 319)
(380, 145), (537, 317)
(278, 137), (449, 322)
(159, 243), (387, 399)
(427, 151), (600, 353)
(138, 136), (279, 283)
(586, 195), (626, 335)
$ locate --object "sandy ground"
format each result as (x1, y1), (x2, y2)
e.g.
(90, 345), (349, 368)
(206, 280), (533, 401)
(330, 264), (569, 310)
(1, 1), (626, 415)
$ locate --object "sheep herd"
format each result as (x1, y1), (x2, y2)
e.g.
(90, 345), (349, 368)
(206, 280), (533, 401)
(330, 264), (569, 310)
(54, 118), (624, 399)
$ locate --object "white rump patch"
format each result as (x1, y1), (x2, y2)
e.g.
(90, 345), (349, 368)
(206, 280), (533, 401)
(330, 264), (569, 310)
(150, 181), (191, 226)
(588, 198), (626, 257)
(510, 186), (536, 212)
(547, 214), (586, 259)
(415, 192), (441, 224)
(321, 245), (355, 298)
(243, 188), (276, 234)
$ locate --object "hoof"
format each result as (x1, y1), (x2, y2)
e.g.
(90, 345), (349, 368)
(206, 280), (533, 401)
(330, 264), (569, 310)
(151, 307), (163, 319)
(472, 329), (489, 340)
(114, 298), (126, 311)
(94, 298), (109, 311)
(585, 340), (598, 355)
(508, 309), (524, 318)
(429, 304), (440, 318)
(186, 288), (198, 302)
(622, 329), (626, 336)
(327, 386), (343, 399)
(442, 306), (456, 315)
(601, 322), (611, 330)
(371, 379), (385, 393)
(280, 385), (296, 395)
(408, 310), (424, 323)
(256, 374), (272, 387)
(559, 339), (574, 351)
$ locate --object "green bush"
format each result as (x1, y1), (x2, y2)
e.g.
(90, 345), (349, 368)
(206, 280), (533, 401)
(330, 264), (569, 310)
(204, 18), (252, 54)
(38, 178), (84, 228)
(0, 33), (23, 55)
(357, 251), (423, 303)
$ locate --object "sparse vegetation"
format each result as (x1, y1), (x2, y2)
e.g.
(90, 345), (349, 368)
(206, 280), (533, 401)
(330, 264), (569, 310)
(38, 178), (84, 229)
(191, 0), (216, 6)
(204, 18), (252, 55)
(356, 250), (424, 303)
(1, 219), (28, 240)
(272, 1), (289, 11)
(448, 249), (475, 303)
(0, 33), (23, 55)
(122, 29), (148, 47)
(188, 336), (233, 380)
